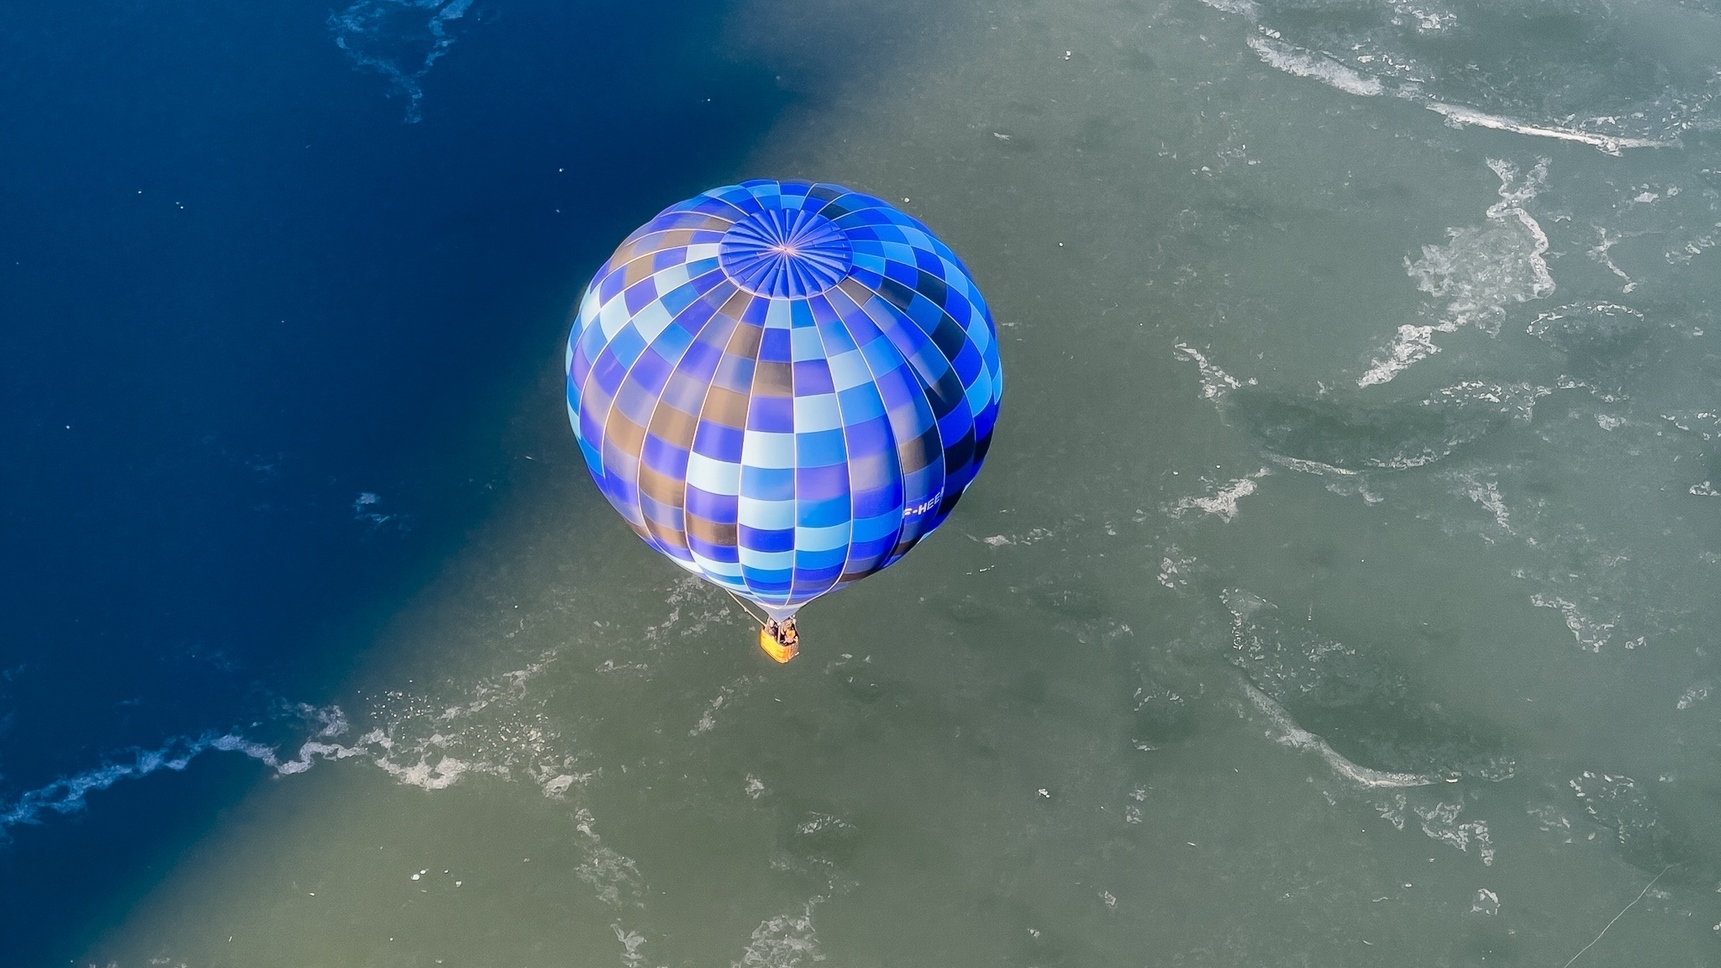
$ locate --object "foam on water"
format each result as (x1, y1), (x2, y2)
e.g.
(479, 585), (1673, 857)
(1663, 409), (1721, 441)
(613, 924), (651, 968)
(1241, 681), (1439, 789)
(351, 491), (410, 532)
(1359, 324), (1448, 389)
(1167, 469), (1271, 522)
(1375, 794), (1497, 864)
(329, 0), (477, 122)
(1193, 0), (1261, 17)
(1173, 341), (1254, 401)
(1675, 683), (1712, 710)
(644, 576), (738, 646)
(733, 899), (825, 968)
(1200, 0), (1721, 151)
(1414, 801), (1496, 866)
(1568, 772), (1668, 858)
(1529, 594), (1617, 654)
(1362, 159), (1553, 386)
(0, 653), (582, 834)
(1452, 470), (1512, 537)
(1223, 588), (1519, 788)
(1156, 545), (1198, 591)
(1409, 344), (1710, 655)
(1246, 36), (1384, 98)
(1422, 103), (1675, 154)
(1, 737), (208, 833)
(689, 675), (758, 737)
(0, 701), (364, 833)
(980, 526), (1055, 548)
(572, 806), (663, 967)
(1528, 303), (1650, 353)
(575, 809), (648, 909)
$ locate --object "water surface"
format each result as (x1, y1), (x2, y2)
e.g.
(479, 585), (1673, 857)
(4, 0), (1720, 965)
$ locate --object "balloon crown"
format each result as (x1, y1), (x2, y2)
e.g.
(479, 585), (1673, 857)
(717, 204), (854, 298)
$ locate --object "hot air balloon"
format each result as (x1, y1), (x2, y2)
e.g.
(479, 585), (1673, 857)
(565, 180), (1002, 661)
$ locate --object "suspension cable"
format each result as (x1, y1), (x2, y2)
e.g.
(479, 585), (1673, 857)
(723, 587), (770, 629)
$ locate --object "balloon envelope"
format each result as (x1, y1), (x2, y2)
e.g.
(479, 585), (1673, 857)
(566, 180), (1003, 619)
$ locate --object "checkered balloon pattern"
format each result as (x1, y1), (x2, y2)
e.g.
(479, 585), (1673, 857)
(566, 180), (1003, 619)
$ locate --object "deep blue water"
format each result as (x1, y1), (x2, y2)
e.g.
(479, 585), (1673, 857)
(0, 2), (786, 962)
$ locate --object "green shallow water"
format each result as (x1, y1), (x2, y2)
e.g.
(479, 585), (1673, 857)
(86, 0), (1721, 964)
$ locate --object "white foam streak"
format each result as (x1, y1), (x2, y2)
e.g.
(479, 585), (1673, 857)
(2, 654), (582, 833)
(1358, 323), (1452, 388)
(1172, 342), (1253, 400)
(1264, 453), (1358, 477)
(0, 721), (363, 833)
(1483, 159), (1555, 301)
(1242, 682), (1437, 789)
(1424, 103), (1674, 155)
(0, 743), (188, 830)
(1170, 469), (1271, 522)
(1247, 37), (1383, 97)
(1589, 228), (1638, 293)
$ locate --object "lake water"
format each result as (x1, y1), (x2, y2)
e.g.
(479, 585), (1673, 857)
(3, 0), (1719, 965)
